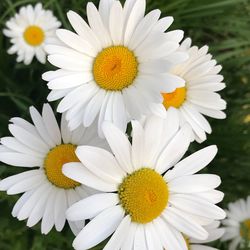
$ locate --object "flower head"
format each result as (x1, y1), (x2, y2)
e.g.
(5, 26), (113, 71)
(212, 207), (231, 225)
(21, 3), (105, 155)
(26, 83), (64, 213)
(63, 115), (225, 250)
(42, 0), (187, 136)
(222, 196), (250, 250)
(0, 104), (106, 235)
(3, 3), (61, 64)
(161, 38), (227, 143)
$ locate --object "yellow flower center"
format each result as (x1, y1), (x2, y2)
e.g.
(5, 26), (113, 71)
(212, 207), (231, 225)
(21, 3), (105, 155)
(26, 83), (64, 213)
(118, 168), (169, 224)
(44, 144), (80, 189)
(23, 25), (44, 46)
(162, 87), (186, 109)
(240, 219), (250, 240)
(93, 46), (138, 91)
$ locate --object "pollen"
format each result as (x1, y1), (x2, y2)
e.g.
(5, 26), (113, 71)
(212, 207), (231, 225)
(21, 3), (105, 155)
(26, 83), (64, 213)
(162, 87), (186, 109)
(44, 144), (81, 189)
(23, 25), (44, 46)
(118, 168), (169, 224)
(240, 219), (250, 240)
(93, 46), (138, 91)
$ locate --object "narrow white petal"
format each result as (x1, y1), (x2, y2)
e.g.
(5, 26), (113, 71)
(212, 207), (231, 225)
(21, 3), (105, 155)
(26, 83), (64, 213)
(102, 122), (133, 173)
(42, 104), (61, 145)
(165, 145), (218, 181)
(76, 146), (125, 183)
(67, 193), (119, 221)
(156, 124), (192, 174)
(54, 189), (67, 231)
(103, 215), (131, 250)
(73, 205), (124, 250)
(63, 162), (117, 192)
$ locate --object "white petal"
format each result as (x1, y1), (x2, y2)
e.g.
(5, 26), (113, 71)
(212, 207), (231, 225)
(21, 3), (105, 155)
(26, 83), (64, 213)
(0, 169), (42, 191)
(67, 10), (102, 51)
(131, 120), (144, 169)
(109, 1), (124, 45)
(27, 185), (53, 227)
(56, 29), (97, 57)
(41, 188), (57, 234)
(156, 124), (192, 174)
(124, 0), (146, 46)
(76, 146), (125, 183)
(0, 152), (43, 167)
(42, 104), (61, 145)
(67, 193), (119, 221)
(54, 189), (67, 231)
(7, 173), (46, 195)
(104, 215), (131, 250)
(63, 162), (117, 192)
(165, 145), (218, 181)
(17, 183), (50, 221)
(143, 115), (164, 167)
(154, 217), (187, 250)
(29, 106), (55, 148)
(162, 206), (208, 240)
(133, 225), (147, 250)
(73, 205), (124, 250)
(168, 174), (221, 193)
(8, 124), (48, 154)
(87, 2), (112, 47)
(83, 89), (105, 127)
(169, 194), (226, 220)
(102, 122), (133, 173)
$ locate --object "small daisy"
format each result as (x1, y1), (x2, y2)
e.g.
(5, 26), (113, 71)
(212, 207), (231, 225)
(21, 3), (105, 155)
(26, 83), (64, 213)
(161, 38), (227, 143)
(0, 103), (106, 235)
(42, 0), (188, 136)
(222, 196), (250, 250)
(3, 3), (61, 64)
(184, 221), (225, 250)
(63, 115), (225, 250)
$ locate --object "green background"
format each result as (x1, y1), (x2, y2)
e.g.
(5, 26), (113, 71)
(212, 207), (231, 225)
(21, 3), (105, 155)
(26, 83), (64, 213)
(0, 0), (250, 249)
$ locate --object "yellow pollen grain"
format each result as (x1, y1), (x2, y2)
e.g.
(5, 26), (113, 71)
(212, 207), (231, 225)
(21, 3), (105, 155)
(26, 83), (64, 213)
(93, 46), (138, 91)
(44, 144), (80, 189)
(118, 168), (169, 224)
(162, 87), (186, 109)
(240, 219), (250, 240)
(23, 25), (44, 46)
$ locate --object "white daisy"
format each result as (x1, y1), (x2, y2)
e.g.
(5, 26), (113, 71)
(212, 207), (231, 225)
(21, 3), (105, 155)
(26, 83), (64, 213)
(161, 38), (227, 143)
(42, 0), (188, 136)
(222, 196), (250, 250)
(0, 103), (106, 235)
(3, 3), (61, 64)
(185, 221), (225, 250)
(63, 115), (226, 250)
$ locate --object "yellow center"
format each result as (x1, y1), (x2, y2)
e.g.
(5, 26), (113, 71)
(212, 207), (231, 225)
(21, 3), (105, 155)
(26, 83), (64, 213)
(118, 168), (169, 224)
(44, 144), (80, 189)
(23, 25), (44, 46)
(162, 87), (186, 109)
(240, 219), (250, 240)
(93, 46), (138, 91)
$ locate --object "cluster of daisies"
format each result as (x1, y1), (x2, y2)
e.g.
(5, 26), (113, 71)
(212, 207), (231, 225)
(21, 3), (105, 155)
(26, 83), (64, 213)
(1, 1), (249, 250)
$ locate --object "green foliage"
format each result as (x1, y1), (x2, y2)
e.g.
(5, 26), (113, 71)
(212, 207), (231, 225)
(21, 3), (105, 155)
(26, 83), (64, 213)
(0, 0), (250, 249)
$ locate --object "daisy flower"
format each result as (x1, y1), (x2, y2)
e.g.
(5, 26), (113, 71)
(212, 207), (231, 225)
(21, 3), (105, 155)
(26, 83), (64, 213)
(42, 0), (188, 136)
(161, 38), (227, 143)
(0, 103), (106, 235)
(63, 114), (226, 250)
(184, 221), (225, 250)
(3, 3), (61, 64)
(222, 196), (250, 250)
